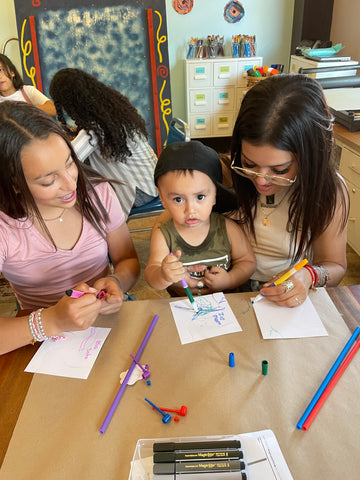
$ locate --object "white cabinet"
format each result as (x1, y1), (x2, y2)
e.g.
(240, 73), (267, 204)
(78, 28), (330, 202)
(338, 143), (360, 255)
(185, 57), (263, 138)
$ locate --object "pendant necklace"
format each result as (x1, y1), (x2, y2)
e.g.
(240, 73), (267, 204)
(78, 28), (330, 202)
(260, 192), (287, 227)
(43, 208), (66, 223)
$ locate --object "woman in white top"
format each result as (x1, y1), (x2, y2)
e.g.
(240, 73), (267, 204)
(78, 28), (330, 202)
(49, 68), (158, 219)
(230, 74), (349, 307)
(0, 54), (56, 116)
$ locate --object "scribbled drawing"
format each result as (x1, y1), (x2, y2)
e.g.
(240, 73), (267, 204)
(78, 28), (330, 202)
(170, 293), (242, 344)
(173, 293), (227, 325)
(79, 326), (96, 352)
(268, 326), (284, 338)
(25, 327), (111, 378)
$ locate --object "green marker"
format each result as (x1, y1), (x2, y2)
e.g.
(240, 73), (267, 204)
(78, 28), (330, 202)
(181, 278), (199, 312)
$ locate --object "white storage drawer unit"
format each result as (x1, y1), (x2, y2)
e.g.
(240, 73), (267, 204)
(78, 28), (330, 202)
(185, 57), (263, 138)
(338, 143), (360, 255)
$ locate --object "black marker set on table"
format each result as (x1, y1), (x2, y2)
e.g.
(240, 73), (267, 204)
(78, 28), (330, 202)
(153, 440), (247, 478)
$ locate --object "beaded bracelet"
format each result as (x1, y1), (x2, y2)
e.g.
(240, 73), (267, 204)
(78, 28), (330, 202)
(28, 311), (42, 344)
(313, 265), (330, 288)
(28, 308), (65, 344)
(107, 274), (124, 294)
(35, 308), (49, 340)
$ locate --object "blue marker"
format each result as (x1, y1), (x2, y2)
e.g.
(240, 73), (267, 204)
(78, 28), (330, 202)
(145, 398), (171, 424)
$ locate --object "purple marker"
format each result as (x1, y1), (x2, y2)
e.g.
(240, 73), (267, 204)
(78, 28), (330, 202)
(169, 253), (198, 313)
(130, 354), (150, 379)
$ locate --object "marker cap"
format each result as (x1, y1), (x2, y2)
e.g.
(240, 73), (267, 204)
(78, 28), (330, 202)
(229, 352), (235, 367)
(262, 360), (269, 375)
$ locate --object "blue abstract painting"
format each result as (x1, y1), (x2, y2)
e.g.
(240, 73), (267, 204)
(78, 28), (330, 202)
(13, 0), (171, 152)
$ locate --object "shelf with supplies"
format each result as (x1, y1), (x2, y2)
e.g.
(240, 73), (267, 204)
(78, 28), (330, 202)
(185, 57), (263, 138)
(289, 54), (358, 79)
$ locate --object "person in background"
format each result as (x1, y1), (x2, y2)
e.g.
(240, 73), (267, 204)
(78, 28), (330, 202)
(0, 54), (56, 116)
(49, 68), (158, 219)
(0, 102), (140, 355)
(230, 74), (349, 307)
(145, 141), (256, 297)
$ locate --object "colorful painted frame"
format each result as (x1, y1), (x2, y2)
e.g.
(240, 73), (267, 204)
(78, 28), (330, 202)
(13, 0), (172, 154)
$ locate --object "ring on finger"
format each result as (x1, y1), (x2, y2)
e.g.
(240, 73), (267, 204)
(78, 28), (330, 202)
(295, 297), (302, 305)
(282, 279), (295, 294)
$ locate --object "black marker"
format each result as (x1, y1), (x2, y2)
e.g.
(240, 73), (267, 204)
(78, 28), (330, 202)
(153, 459), (246, 475)
(153, 440), (241, 453)
(154, 449), (243, 463)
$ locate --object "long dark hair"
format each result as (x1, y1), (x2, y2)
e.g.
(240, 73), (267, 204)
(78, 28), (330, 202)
(49, 68), (148, 161)
(0, 101), (110, 247)
(0, 54), (24, 91)
(231, 74), (348, 260)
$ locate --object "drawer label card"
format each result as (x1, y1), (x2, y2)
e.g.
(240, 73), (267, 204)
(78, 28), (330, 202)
(220, 66), (230, 73)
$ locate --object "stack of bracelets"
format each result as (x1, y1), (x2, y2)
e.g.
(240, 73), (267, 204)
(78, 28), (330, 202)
(304, 264), (330, 288)
(28, 308), (64, 344)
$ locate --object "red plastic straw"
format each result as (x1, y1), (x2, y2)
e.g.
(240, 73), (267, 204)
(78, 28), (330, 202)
(302, 336), (360, 430)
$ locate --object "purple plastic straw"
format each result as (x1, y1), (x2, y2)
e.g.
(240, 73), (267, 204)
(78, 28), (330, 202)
(99, 314), (159, 434)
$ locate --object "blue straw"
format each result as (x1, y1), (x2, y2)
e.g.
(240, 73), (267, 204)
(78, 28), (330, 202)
(296, 326), (360, 429)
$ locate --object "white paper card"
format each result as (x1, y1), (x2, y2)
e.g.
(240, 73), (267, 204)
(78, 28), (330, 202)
(252, 296), (328, 339)
(25, 326), (111, 379)
(170, 292), (242, 344)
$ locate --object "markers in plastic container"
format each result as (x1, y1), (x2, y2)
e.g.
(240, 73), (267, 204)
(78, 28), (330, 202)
(153, 440), (241, 452)
(154, 449), (244, 463)
(153, 459), (246, 475)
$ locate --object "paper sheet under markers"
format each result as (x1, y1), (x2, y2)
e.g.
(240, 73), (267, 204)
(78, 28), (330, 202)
(252, 296), (328, 339)
(170, 292), (242, 344)
(25, 326), (111, 379)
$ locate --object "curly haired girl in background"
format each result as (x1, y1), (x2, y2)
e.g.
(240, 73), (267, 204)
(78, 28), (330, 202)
(49, 68), (158, 218)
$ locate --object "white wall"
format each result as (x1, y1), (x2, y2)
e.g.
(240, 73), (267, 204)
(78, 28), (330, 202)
(165, 0), (294, 118)
(1, 0), (21, 72)
(1, 0), (294, 119)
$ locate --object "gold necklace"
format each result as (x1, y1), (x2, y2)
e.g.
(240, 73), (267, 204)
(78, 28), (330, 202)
(43, 208), (66, 223)
(259, 192), (288, 227)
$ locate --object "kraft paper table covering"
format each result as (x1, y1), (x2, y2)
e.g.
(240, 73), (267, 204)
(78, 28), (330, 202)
(1, 289), (359, 479)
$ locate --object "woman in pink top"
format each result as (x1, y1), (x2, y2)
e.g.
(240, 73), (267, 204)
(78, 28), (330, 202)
(0, 102), (140, 355)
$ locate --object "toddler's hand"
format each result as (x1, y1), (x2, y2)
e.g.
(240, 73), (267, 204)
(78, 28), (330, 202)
(161, 250), (186, 284)
(204, 267), (229, 291)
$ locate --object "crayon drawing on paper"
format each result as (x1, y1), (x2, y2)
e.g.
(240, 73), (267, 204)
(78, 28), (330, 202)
(170, 292), (242, 344)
